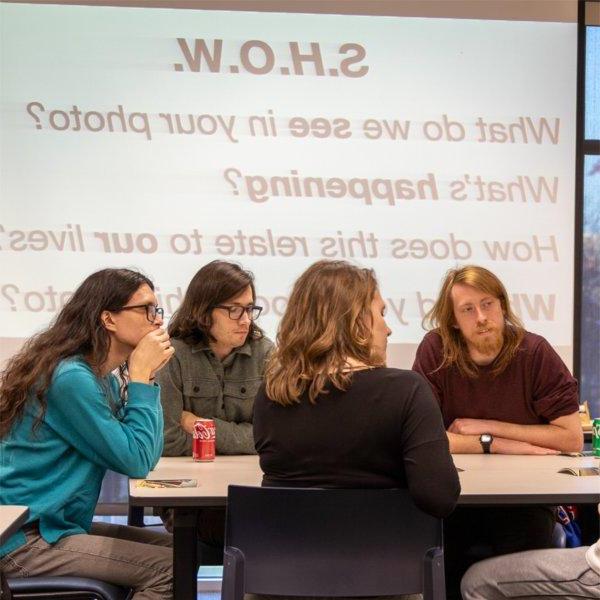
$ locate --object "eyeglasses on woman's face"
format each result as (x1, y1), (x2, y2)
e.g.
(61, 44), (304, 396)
(118, 303), (164, 323)
(212, 304), (263, 321)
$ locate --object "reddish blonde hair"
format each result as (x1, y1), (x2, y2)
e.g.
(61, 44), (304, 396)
(265, 260), (383, 406)
(423, 265), (525, 377)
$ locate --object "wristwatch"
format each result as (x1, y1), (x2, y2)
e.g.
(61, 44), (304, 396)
(479, 433), (493, 454)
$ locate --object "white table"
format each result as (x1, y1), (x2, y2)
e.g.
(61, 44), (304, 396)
(0, 505), (29, 546)
(454, 453), (600, 504)
(130, 455), (262, 507)
(129, 454), (600, 599)
(131, 454), (600, 506)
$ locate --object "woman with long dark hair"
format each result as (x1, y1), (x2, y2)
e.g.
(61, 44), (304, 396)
(0, 268), (175, 599)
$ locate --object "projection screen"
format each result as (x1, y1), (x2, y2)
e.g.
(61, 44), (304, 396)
(0, 1), (578, 368)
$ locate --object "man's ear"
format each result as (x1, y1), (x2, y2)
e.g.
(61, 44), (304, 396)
(100, 310), (117, 333)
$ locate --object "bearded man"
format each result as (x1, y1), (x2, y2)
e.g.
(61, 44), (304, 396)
(412, 264), (583, 600)
(413, 264), (582, 455)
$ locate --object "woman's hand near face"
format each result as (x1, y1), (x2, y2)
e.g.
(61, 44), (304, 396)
(148, 353), (173, 381)
(129, 328), (174, 383)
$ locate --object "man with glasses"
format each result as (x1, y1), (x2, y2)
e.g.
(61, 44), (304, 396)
(155, 260), (273, 555)
(158, 260), (272, 457)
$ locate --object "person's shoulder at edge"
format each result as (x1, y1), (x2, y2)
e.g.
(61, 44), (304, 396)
(254, 368), (436, 421)
(412, 329), (444, 358)
(51, 355), (96, 382)
(170, 337), (192, 354)
(357, 369), (448, 448)
(238, 335), (275, 369)
(517, 329), (546, 352)
(249, 333), (274, 355)
(413, 329), (444, 369)
(419, 329), (443, 348)
(512, 329), (560, 364)
(43, 357), (119, 417)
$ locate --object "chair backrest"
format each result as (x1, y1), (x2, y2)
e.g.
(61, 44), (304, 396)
(222, 485), (445, 600)
(6, 576), (132, 600)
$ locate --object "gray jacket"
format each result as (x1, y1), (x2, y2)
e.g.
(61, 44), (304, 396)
(157, 335), (274, 456)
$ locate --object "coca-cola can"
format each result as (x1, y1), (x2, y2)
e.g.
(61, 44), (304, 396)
(192, 418), (216, 462)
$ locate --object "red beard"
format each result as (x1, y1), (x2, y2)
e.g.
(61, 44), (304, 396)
(470, 327), (504, 357)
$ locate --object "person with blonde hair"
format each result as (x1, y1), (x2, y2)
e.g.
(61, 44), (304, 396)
(412, 264), (582, 600)
(413, 264), (581, 455)
(254, 259), (459, 517)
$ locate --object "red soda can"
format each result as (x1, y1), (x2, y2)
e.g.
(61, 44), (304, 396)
(192, 418), (216, 461)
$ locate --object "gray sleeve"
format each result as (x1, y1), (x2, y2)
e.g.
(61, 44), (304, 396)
(214, 419), (256, 455)
(261, 337), (275, 372)
(156, 353), (192, 457)
(212, 337), (273, 455)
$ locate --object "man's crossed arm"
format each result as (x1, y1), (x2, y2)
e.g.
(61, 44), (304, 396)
(446, 412), (583, 454)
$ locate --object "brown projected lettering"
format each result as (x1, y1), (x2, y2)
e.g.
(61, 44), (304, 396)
(0, 225), (563, 265)
(215, 230), (309, 257)
(415, 291), (556, 322)
(0, 279), (558, 324)
(390, 235), (472, 260)
(173, 39), (369, 78)
(227, 170), (439, 205)
(474, 117), (560, 145)
(482, 236), (559, 262)
(23, 107), (562, 152)
(320, 231), (379, 258)
(3, 224), (86, 252)
(449, 175), (558, 203)
(25, 103), (151, 139)
(288, 116), (351, 139)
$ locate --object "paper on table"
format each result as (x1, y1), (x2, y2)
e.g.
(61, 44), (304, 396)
(557, 467), (600, 477)
(136, 479), (198, 488)
(559, 451), (600, 458)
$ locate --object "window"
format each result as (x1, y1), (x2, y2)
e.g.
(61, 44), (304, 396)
(580, 2), (600, 418)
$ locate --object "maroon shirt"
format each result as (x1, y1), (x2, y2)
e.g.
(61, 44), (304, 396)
(412, 330), (579, 429)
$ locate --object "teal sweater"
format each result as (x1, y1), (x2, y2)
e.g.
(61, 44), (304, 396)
(0, 357), (163, 557)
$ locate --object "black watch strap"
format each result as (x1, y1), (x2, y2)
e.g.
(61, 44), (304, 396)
(479, 434), (493, 454)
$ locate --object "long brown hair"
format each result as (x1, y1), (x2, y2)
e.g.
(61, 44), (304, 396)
(265, 260), (383, 406)
(169, 260), (263, 345)
(0, 268), (153, 438)
(423, 265), (525, 377)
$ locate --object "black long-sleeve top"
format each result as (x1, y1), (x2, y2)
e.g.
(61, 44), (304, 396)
(253, 367), (460, 518)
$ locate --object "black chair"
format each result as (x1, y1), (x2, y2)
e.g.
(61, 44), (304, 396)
(6, 576), (132, 600)
(222, 485), (446, 600)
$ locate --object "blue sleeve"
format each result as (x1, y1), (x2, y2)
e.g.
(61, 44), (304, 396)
(45, 365), (163, 478)
(152, 382), (164, 468)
